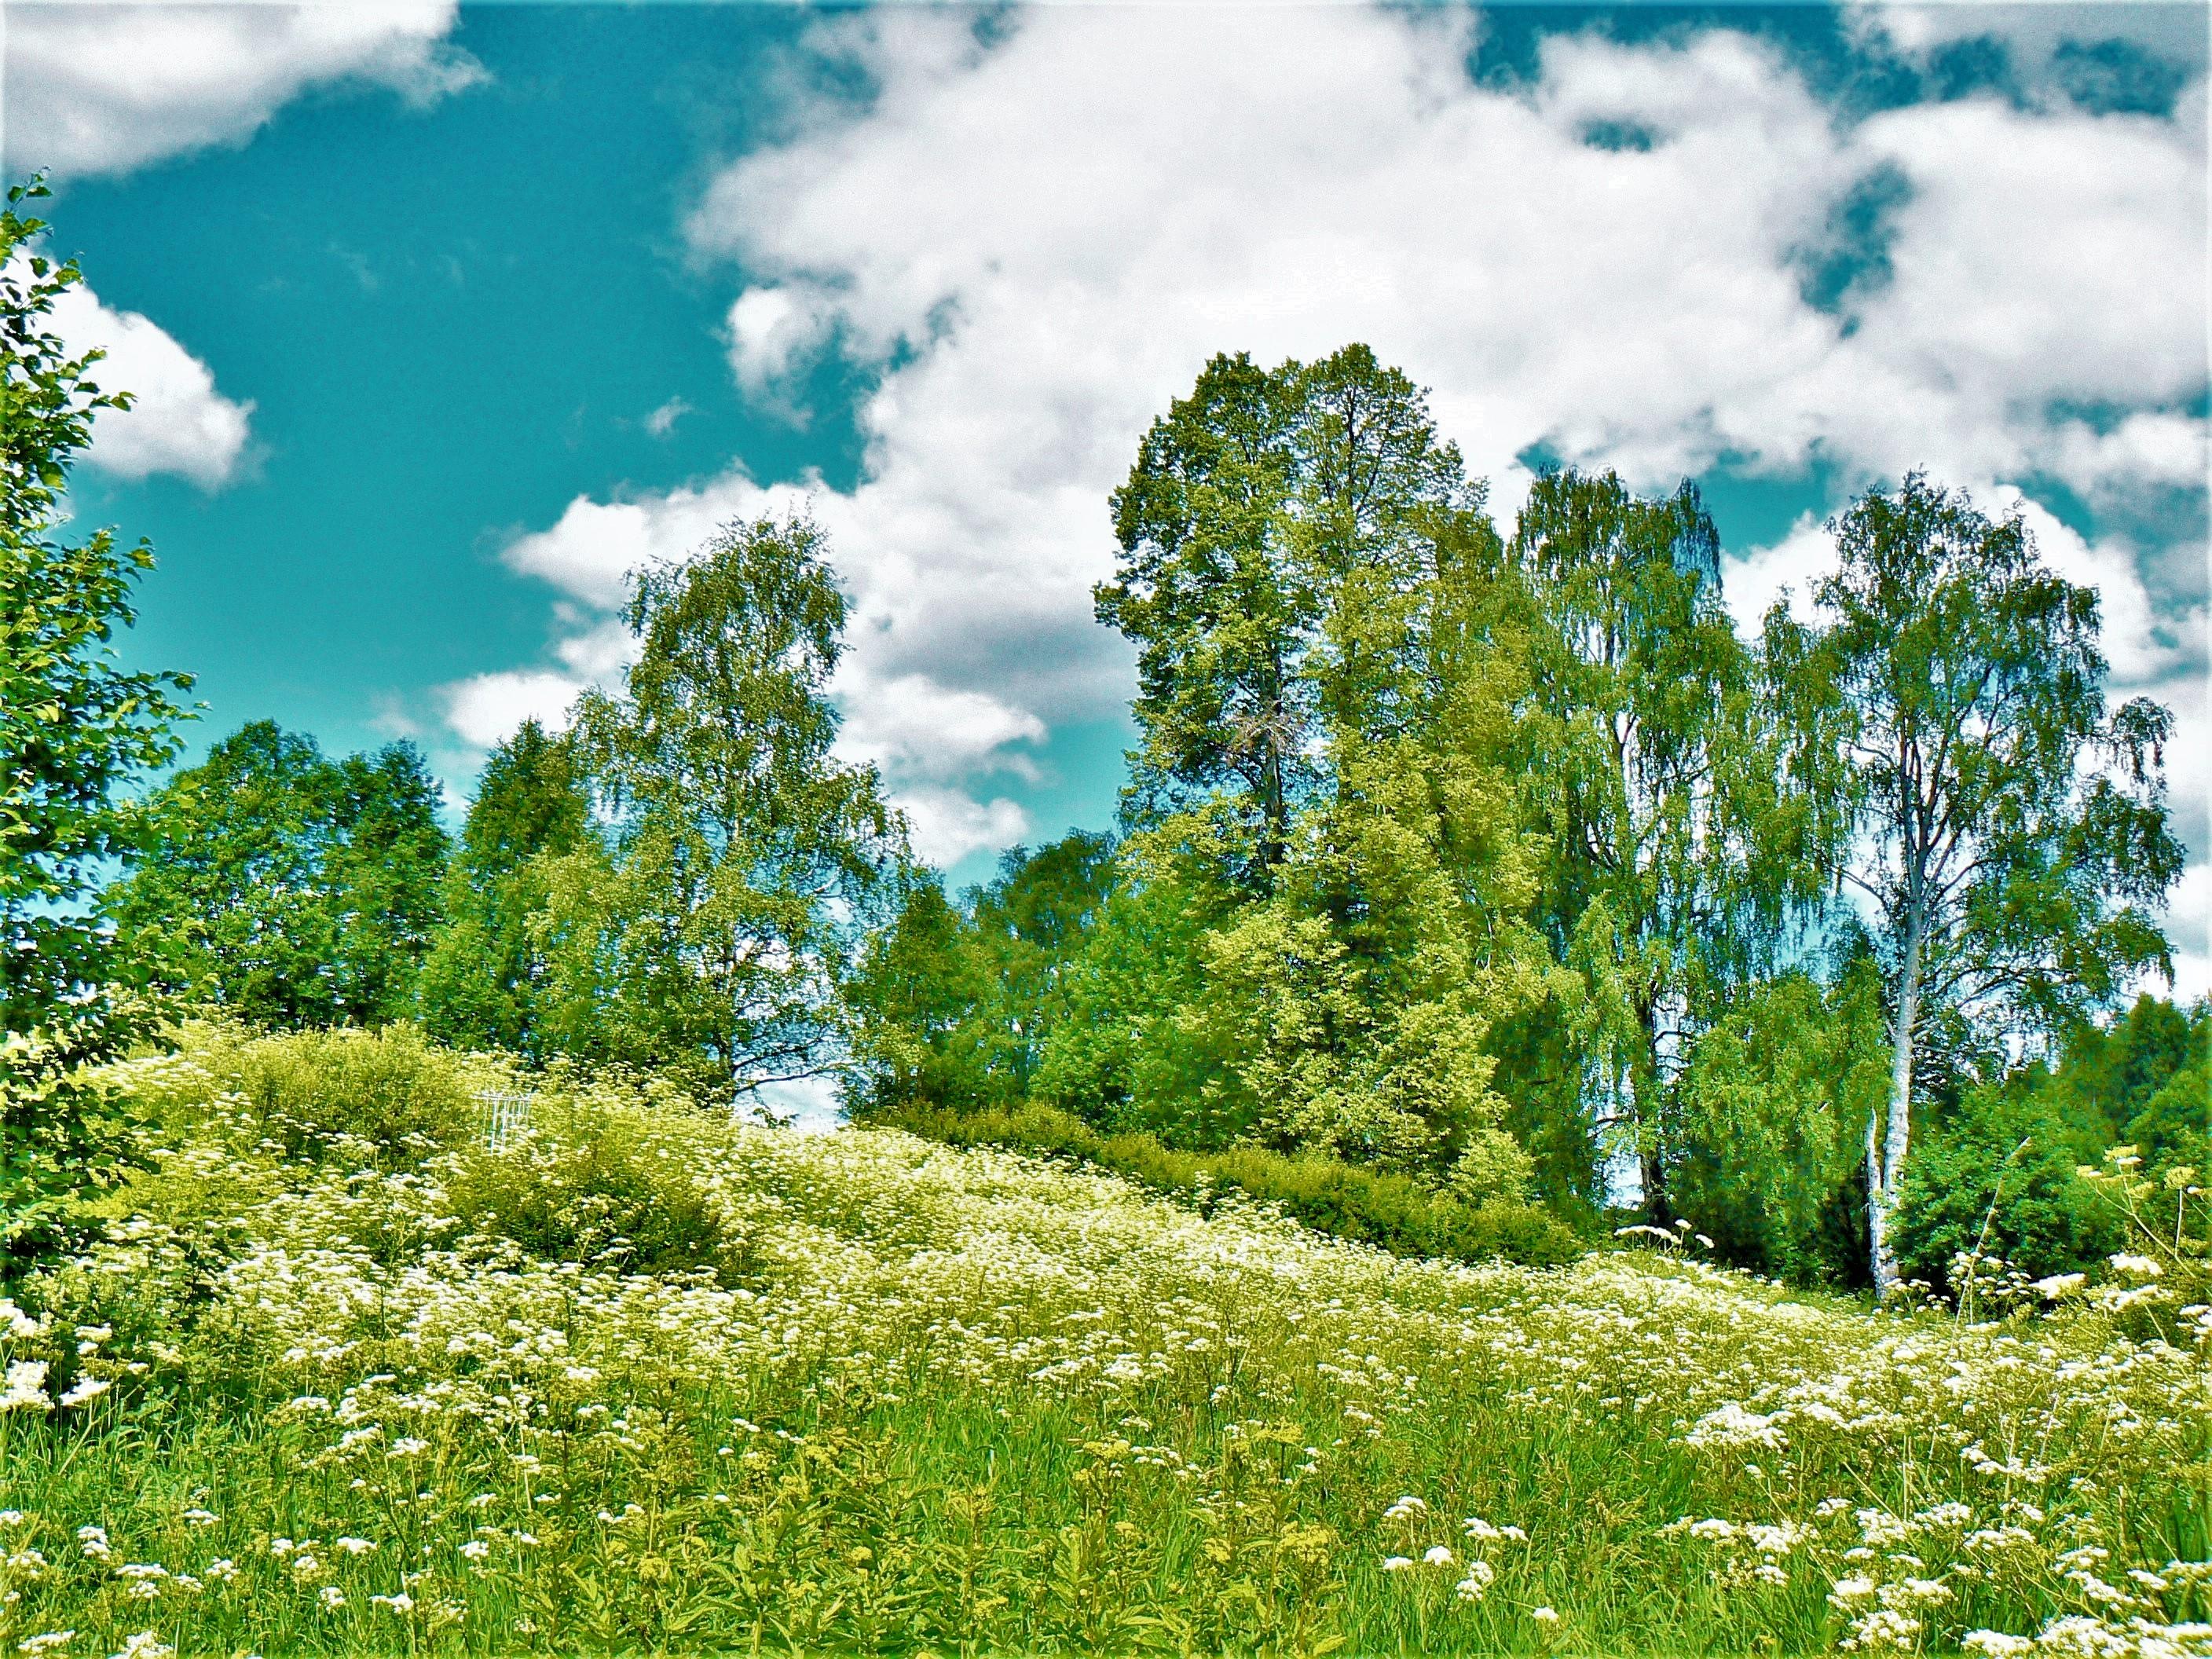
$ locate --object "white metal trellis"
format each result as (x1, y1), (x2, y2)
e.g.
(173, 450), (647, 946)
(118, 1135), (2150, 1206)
(474, 1090), (535, 1152)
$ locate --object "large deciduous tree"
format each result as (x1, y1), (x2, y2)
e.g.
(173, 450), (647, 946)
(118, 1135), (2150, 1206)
(1096, 344), (1478, 881)
(1072, 346), (1550, 1188)
(107, 721), (450, 1027)
(1780, 474), (2182, 1291)
(2, 179), (194, 1265)
(1508, 469), (1817, 1217)
(540, 515), (906, 1104)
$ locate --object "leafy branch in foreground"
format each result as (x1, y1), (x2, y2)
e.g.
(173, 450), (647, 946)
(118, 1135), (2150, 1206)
(0, 178), (194, 1270)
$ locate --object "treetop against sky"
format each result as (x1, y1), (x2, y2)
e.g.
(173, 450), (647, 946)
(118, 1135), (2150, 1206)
(7, 0), (2205, 987)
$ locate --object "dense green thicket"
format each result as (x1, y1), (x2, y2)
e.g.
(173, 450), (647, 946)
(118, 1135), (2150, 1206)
(107, 722), (449, 1027)
(1890, 995), (2209, 1296)
(880, 1098), (1584, 1267)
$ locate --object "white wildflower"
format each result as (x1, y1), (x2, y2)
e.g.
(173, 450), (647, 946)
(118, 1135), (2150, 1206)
(2, 1362), (52, 1415)
(1683, 1401), (1787, 1452)
(1454, 1560), (1496, 1602)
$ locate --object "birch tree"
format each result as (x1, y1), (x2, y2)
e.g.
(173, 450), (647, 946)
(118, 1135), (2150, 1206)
(1510, 470), (1797, 1217)
(1784, 474), (2181, 1291)
(544, 516), (906, 1104)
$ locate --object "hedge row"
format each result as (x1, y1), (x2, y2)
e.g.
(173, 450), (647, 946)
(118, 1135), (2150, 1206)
(881, 1101), (1586, 1269)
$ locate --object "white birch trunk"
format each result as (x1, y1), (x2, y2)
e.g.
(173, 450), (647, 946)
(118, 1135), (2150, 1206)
(1869, 915), (1923, 1294)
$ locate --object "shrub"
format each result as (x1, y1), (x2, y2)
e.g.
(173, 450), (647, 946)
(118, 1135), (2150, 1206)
(441, 1086), (730, 1277)
(189, 1021), (478, 1167)
(882, 1101), (1584, 1268)
(1891, 1085), (2122, 1298)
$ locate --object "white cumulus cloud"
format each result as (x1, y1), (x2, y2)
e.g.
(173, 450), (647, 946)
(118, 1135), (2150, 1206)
(46, 279), (254, 486)
(3, 1), (483, 180)
(438, 669), (580, 752)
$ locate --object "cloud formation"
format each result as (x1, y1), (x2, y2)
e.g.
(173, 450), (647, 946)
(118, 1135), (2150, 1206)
(3, 2), (482, 180)
(48, 280), (255, 487)
(440, 670), (580, 752)
(469, 6), (2204, 893)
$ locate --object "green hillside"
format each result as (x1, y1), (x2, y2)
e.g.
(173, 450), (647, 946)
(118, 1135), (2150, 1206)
(0, 1026), (2202, 1656)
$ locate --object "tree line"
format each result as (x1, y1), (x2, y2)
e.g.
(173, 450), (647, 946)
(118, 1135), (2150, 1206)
(6, 185), (2200, 1293)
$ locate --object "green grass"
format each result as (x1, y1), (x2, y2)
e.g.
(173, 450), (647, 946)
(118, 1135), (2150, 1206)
(0, 1024), (2205, 1657)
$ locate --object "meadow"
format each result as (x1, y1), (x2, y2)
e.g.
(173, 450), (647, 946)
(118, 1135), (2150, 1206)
(0, 1024), (2204, 1657)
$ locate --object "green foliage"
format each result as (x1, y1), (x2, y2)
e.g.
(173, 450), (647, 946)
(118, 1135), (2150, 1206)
(538, 515), (906, 1103)
(844, 832), (1114, 1115)
(416, 720), (590, 1057)
(1778, 472), (2185, 1289)
(1510, 467), (1818, 1218)
(1, 179), (194, 1269)
(2035, 994), (2208, 1168)
(443, 1090), (731, 1277)
(106, 721), (450, 1027)
(1097, 344), (1481, 874)
(1669, 967), (1890, 1286)
(1890, 1081), (2125, 1298)
(1074, 349), (1556, 1192)
(2126, 1046), (2209, 1175)
(188, 1021), (478, 1170)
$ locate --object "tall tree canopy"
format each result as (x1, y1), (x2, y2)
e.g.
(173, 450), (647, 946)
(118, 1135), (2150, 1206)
(1776, 473), (2182, 1291)
(539, 515), (906, 1104)
(1096, 344), (1482, 879)
(1507, 468), (1822, 1217)
(1070, 346), (1549, 1190)
(107, 721), (449, 1027)
(416, 718), (590, 1056)
(2, 180), (195, 1264)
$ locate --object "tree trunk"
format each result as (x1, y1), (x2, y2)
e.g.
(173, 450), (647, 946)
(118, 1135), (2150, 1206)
(1869, 917), (1923, 1295)
(1635, 998), (1670, 1225)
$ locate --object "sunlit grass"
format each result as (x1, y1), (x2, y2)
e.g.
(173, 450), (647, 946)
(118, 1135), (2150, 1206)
(1, 1025), (2205, 1656)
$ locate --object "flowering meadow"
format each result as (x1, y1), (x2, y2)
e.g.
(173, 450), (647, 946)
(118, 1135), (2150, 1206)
(0, 1026), (2205, 1657)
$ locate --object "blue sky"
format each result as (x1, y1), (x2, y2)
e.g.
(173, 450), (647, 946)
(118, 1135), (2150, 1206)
(8, 1), (2207, 986)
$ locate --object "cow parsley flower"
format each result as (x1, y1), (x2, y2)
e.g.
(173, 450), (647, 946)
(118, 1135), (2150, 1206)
(2, 1362), (52, 1415)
